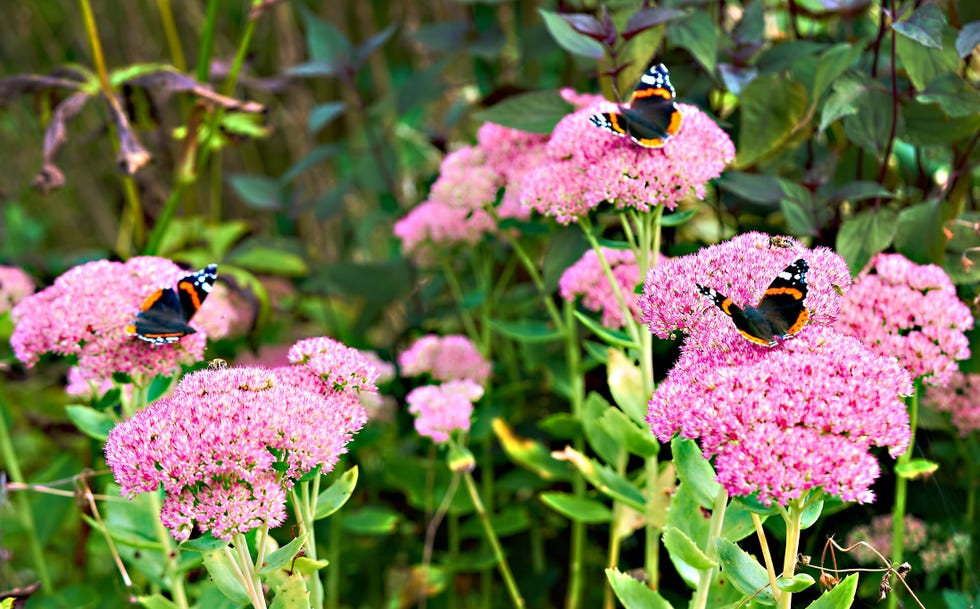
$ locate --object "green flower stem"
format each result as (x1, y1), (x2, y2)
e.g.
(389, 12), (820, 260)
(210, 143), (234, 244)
(328, 508), (341, 609)
(230, 532), (267, 609)
(751, 512), (780, 601)
(603, 448), (629, 609)
(888, 384), (919, 609)
(155, 0), (187, 72)
(496, 227), (564, 331)
(439, 257), (481, 341)
(691, 486), (728, 609)
(0, 396), (53, 593)
(960, 435), (978, 591)
(578, 217), (640, 346)
(563, 301), (586, 609)
(196, 0), (220, 82)
(292, 479), (325, 609)
(460, 467), (526, 609)
(643, 459), (661, 590)
(776, 499), (805, 609)
(147, 491), (190, 609)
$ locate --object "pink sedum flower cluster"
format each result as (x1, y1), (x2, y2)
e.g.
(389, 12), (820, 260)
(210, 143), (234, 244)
(560, 247), (646, 329)
(640, 233), (851, 349)
(406, 379), (484, 443)
(836, 253), (974, 387)
(11, 257), (216, 383)
(924, 371), (980, 436)
(0, 265), (34, 314)
(399, 334), (492, 385)
(520, 95), (734, 224)
(394, 124), (547, 263)
(642, 235), (913, 506)
(648, 328), (912, 505)
(846, 514), (927, 564)
(106, 336), (374, 541)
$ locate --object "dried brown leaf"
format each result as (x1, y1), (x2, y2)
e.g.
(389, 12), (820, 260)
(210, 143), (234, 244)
(33, 91), (90, 192)
(104, 94), (151, 175)
(0, 74), (82, 104)
(125, 68), (265, 113)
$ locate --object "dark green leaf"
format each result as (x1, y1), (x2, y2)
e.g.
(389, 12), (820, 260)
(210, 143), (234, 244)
(227, 174), (284, 210)
(721, 500), (761, 543)
(307, 260), (412, 303)
(473, 90), (573, 134)
(819, 76), (865, 132)
(227, 237), (308, 276)
(955, 21), (980, 58)
(538, 9), (605, 59)
(672, 12), (717, 73)
(715, 538), (774, 603)
(843, 88), (899, 155)
(812, 43), (864, 102)
(355, 23), (398, 67)
(828, 181), (893, 203)
(736, 74), (808, 167)
(282, 144), (344, 183)
(671, 437), (720, 509)
(623, 8), (685, 40)
(489, 319), (563, 343)
(314, 467), (358, 520)
(299, 6), (352, 68)
(896, 28), (958, 90)
(598, 407), (659, 458)
(136, 595), (180, 609)
(540, 492), (612, 523)
(308, 102), (345, 134)
(836, 207), (899, 273)
(606, 568), (675, 609)
(776, 573), (815, 592)
(804, 574), (857, 608)
(339, 506), (400, 535)
(660, 208), (696, 227)
(918, 73), (980, 118)
(537, 412), (581, 440)
(893, 5), (946, 50)
(543, 225), (589, 291)
(583, 392), (622, 466)
(663, 526), (715, 569)
(65, 405), (115, 441)
(259, 535), (308, 574)
(904, 98), (980, 147)
(718, 171), (784, 204)
(778, 180), (820, 237)
(460, 506), (529, 539)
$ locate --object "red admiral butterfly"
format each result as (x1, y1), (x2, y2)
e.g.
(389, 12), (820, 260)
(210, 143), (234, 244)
(589, 63), (683, 148)
(696, 259), (809, 347)
(125, 264), (217, 345)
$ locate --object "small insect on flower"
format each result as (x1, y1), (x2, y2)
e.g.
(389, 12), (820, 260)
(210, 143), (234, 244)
(126, 264), (218, 345)
(696, 259), (809, 347)
(589, 63), (683, 148)
(208, 358), (228, 370)
(768, 235), (795, 249)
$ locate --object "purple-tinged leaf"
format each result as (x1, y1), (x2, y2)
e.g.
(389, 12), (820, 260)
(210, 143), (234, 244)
(33, 91), (90, 192)
(599, 7), (617, 46)
(105, 95), (151, 176)
(622, 7), (685, 41)
(0, 74), (83, 104)
(123, 67), (264, 113)
(559, 13), (607, 42)
(539, 9), (605, 59)
(718, 64), (758, 95)
(355, 22), (399, 68)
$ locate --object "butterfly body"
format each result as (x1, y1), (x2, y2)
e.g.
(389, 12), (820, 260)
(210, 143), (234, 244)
(696, 259), (809, 347)
(126, 264), (218, 345)
(589, 63), (683, 148)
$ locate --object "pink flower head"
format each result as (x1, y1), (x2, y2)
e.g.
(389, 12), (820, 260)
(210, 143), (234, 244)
(399, 334), (492, 385)
(10, 257), (218, 383)
(192, 282), (240, 340)
(105, 366), (366, 541)
(66, 366), (131, 401)
(640, 232), (852, 349)
(836, 253), (974, 387)
(286, 336), (381, 397)
(648, 327), (913, 506)
(924, 371), (980, 436)
(520, 96), (734, 224)
(394, 125), (548, 263)
(0, 265), (35, 314)
(406, 379), (484, 443)
(560, 247), (646, 329)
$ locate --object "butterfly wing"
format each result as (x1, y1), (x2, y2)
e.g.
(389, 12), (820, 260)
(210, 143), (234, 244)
(126, 288), (195, 344)
(697, 284), (777, 346)
(589, 64), (683, 148)
(753, 259), (809, 338)
(176, 264), (218, 322)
